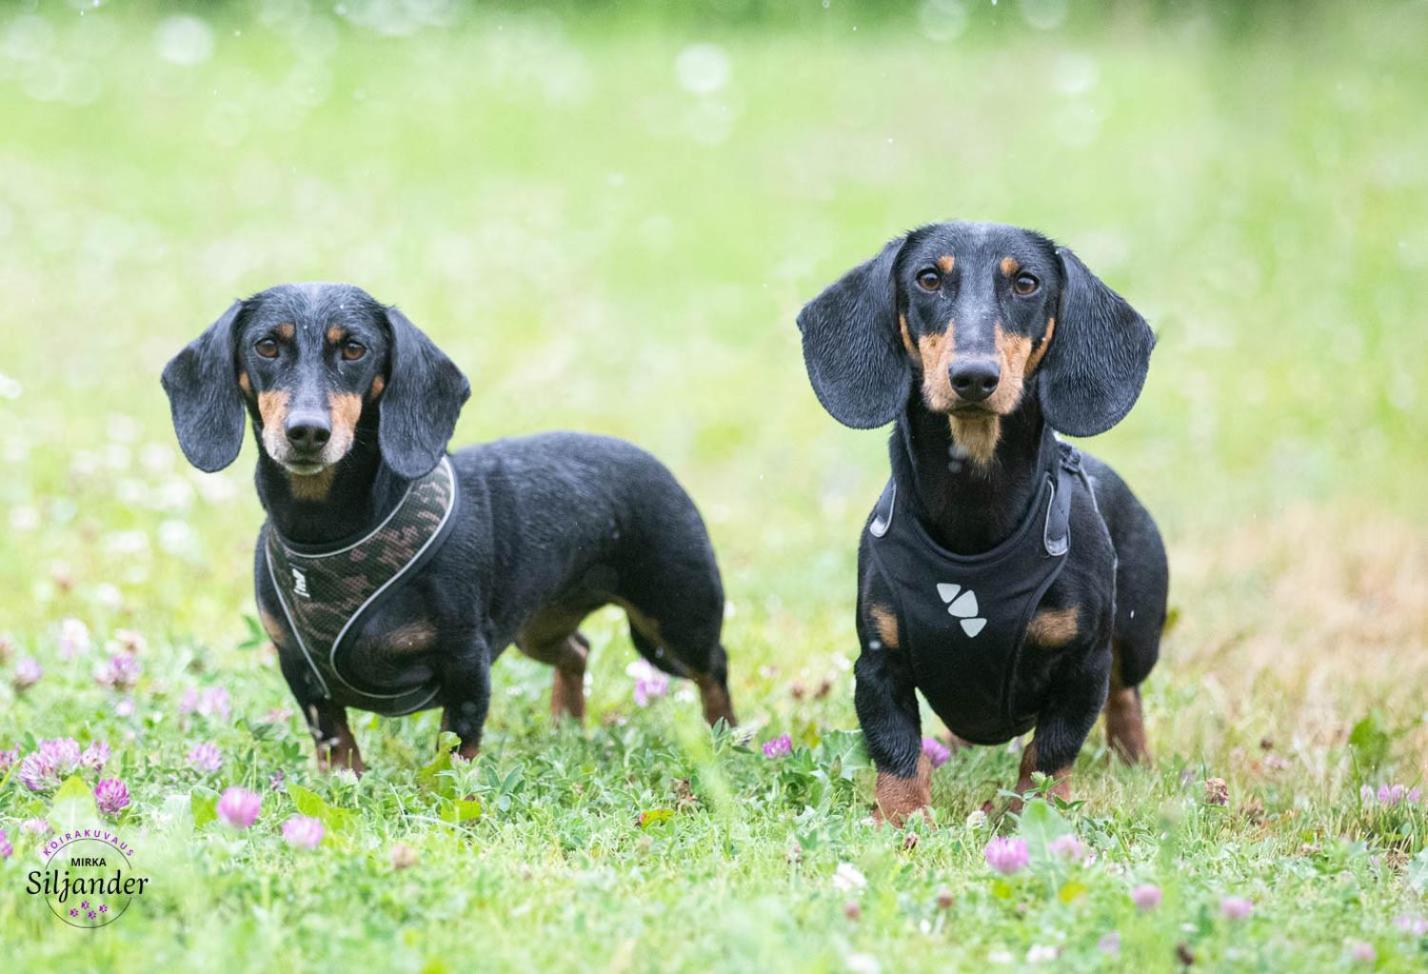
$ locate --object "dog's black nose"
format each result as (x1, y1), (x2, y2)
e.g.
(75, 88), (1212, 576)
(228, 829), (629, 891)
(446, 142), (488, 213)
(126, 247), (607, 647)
(285, 413), (331, 452)
(949, 359), (1000, 402)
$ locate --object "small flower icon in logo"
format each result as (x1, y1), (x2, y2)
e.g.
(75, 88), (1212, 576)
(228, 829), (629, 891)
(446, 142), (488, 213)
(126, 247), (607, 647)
(936, 583), (987, 638)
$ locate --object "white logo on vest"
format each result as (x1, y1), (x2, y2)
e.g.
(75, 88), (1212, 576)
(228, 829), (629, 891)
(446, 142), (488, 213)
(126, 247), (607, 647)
(936, 583), (986, 638)
(291, 567), (310, 598)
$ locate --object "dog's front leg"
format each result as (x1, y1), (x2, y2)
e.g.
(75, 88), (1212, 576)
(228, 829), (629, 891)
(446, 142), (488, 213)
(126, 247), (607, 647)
(1012, 642), (1112, 808)
(310, 701), (366, 775)
(854, 645), (930, 826)
(438, 639), (491, 761)
(275, 648), (367, 774)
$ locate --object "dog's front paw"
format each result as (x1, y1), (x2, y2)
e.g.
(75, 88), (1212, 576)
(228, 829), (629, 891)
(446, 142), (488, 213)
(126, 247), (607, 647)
(317, 743), (366, 777)
(874, 754), (934, 827)
(872, 802), (935, 829)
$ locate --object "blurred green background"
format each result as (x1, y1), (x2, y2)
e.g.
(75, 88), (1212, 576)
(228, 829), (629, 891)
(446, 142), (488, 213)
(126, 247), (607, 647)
(1, 1), (1427, 967)
(3, 0), (1424, 642)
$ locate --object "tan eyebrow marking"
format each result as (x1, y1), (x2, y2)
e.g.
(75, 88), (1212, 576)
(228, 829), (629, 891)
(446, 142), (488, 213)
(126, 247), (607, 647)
(1000, 257), (1020, 277)
(936, 255), (955, 273)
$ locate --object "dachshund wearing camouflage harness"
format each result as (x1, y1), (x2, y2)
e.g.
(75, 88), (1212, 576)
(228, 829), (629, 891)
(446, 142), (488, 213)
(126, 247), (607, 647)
(163, 282), (735, 772)
(796, 221), (1167, 823)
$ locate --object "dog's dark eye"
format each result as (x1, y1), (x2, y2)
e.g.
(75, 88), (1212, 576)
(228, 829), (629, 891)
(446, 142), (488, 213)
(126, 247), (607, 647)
(254, 338), (279, 359)
(341, 340), (367, 362)
(1012, 273), (1040, 297)
(916, 269), (941, 292)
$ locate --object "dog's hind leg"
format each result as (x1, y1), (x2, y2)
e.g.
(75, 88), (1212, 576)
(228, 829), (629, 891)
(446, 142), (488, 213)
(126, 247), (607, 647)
(1101, 541), (1165, 765)
(517, 612), (591, 722)
(1104, 646), (1149, 764)
(693, 644), (736, 727)
(626, 607), (736, 727)
(522, 633), (589, 722)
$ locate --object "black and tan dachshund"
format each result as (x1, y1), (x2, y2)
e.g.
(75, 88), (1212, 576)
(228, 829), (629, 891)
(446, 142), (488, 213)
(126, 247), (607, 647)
(162, 282), (734, 771)
(797, 221), (1167, 823)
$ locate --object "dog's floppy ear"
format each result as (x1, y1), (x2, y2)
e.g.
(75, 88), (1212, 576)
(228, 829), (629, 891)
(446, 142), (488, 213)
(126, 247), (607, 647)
(796, 237), (911, 429)
(379, 306), (471, 480)
(161, 300), (247, 472)
(1038, 247), (1155, 437)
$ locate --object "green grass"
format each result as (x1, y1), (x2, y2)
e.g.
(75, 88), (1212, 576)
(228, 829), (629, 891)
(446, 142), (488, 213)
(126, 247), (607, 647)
(2, 2), (1428, 970)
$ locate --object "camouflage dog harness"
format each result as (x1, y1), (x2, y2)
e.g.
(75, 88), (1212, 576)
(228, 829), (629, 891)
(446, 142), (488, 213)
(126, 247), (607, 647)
(264, 457), (459, 716)
(865, 439), (1084, 745)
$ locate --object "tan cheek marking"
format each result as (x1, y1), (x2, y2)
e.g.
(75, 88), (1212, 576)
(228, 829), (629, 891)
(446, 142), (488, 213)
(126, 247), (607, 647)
(276, 323), (295, 340)
(1025, 317), (1055, 375)
(258, 389), (292, 463)
(326, 326), (346, 344)
(369, 375), (386, 400)
(917, 326), (956, 411)
(984, 324), (1031, 416)
(1027, 606), (1079, 647)
(898, 314), (915, 356)
(238, 372), (251, 396)
(868, 603), (900, 649)
(1000, 257), (1020, 278)
(257, 389), (290, 429)
(328, 391), (362, 440)
(936, 255), (955, 273)
(386, 620), (438, 653)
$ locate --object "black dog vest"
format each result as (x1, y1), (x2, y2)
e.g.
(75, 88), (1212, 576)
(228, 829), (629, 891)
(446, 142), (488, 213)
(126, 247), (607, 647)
(866, 441), (1082, 745)
(265, 457), (459, 716)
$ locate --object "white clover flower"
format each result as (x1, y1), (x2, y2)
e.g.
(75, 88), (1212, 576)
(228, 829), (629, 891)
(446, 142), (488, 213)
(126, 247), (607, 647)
(832, 862), (867, 893)
(844, 954), (880, 974)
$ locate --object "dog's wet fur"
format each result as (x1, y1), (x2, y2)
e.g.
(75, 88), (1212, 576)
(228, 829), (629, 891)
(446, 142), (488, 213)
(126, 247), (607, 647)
(797, 221), (1167, 822)
(163, 282), (734, 771)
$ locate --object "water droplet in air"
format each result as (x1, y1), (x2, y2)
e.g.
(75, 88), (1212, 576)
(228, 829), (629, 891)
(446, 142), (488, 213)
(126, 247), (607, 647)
(675, 43), (731, 95)
(155, 16), (214, 67)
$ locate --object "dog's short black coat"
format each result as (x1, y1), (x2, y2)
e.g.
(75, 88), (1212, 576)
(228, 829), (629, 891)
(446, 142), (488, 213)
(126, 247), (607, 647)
(162, 282), (735, 771)
(796, 221), (1167, 821)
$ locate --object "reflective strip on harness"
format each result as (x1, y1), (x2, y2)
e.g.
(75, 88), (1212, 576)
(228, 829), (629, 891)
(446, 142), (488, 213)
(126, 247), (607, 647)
(264, 457), (458, 716)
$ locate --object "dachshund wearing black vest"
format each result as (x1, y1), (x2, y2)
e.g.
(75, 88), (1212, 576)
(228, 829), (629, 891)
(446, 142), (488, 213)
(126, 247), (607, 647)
(163, 283), (735, 772)
(796, 222), (1167, 823)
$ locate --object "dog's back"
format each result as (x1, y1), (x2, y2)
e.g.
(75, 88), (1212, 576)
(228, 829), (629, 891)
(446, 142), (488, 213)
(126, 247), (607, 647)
(451, 431), (732, 717)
